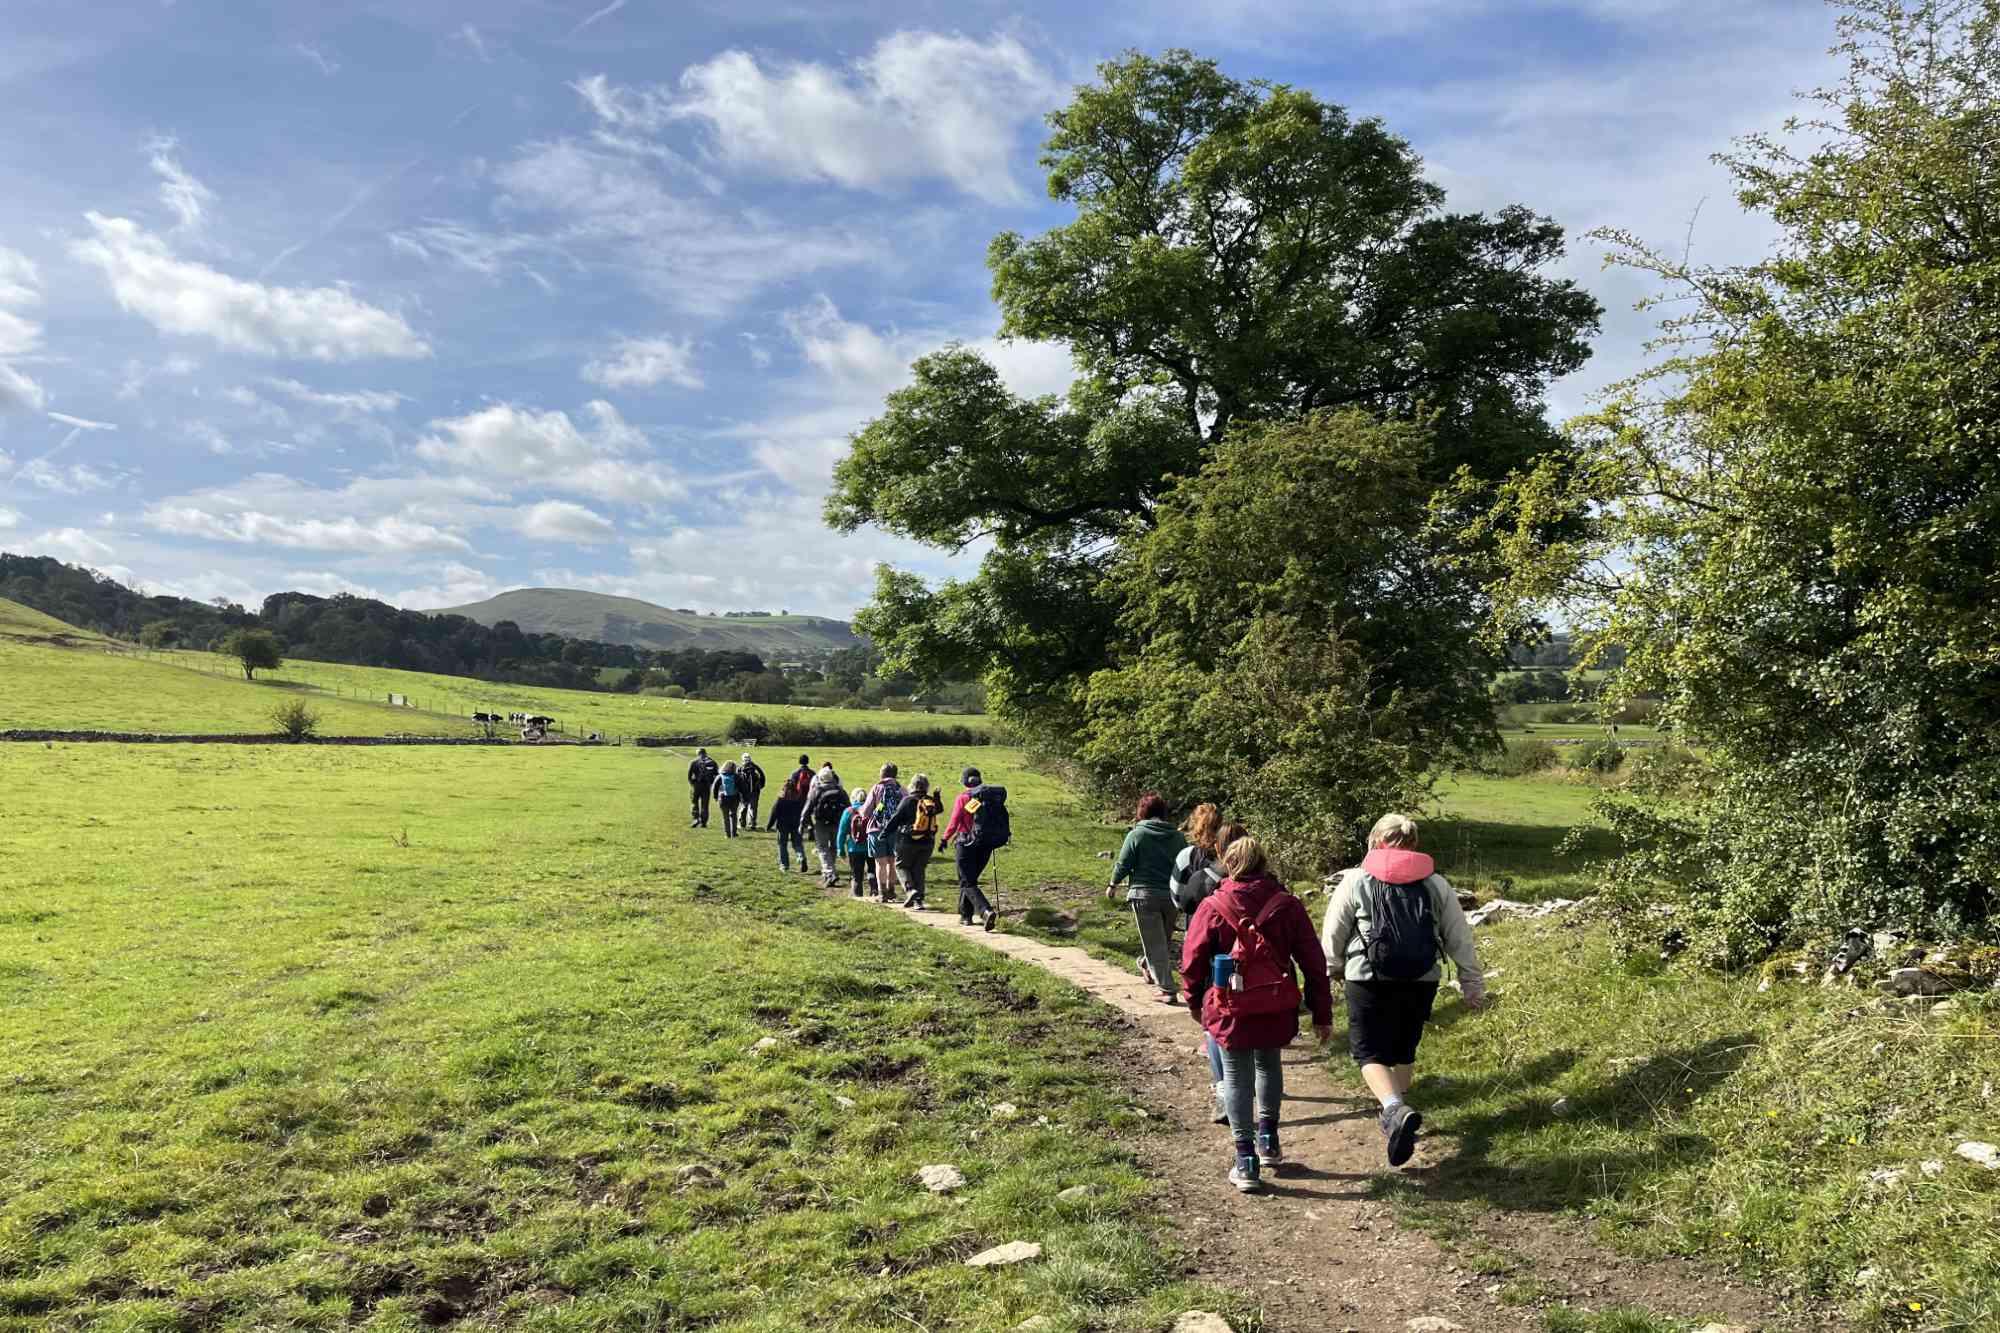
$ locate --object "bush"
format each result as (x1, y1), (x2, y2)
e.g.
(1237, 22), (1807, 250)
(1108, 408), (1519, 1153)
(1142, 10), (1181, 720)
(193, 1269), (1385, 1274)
(660, 685), (687, 699)
(269, 699), (321, 741)
(1499, 738), (1560, 776)
(725, 714), (993, 748)
(1628, 745), (1703, 793)
(1573, 739), (1625, 774)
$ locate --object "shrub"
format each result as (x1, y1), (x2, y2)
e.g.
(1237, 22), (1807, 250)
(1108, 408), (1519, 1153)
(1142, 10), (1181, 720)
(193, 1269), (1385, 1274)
(269, 698), (321, 741)
(1499, 738), (1560, 776)
(725, 714), (993, 748)
(1628, 745), (1703, 793)
(1573, 739), (1625, 774)
(660, 685), (687, 699)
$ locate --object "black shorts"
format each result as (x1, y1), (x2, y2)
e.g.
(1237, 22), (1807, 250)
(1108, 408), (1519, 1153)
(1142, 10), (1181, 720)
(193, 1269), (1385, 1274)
(1345, 979), (1439, 1066)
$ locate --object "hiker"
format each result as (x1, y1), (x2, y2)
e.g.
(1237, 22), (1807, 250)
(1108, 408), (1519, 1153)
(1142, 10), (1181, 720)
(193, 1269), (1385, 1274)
(739, 752), (767, 830)
(805, 762), (847, 887)
(1181, 835), (1334, 1193)
(877, 773), (943, 909)
(1319, 812), (1487, 1168)
(713, 761), (743, 838)
(1107, 793), (1187, 1005)
(787, 753), (814, 802)
(1173, 811), (1247, 1123)
(687, 747), (718, 828)
(837, 786), (877, 897)
(861, 763), (906, 904)
(768, 775), (807, 873)
(941, 766), (1006, 931)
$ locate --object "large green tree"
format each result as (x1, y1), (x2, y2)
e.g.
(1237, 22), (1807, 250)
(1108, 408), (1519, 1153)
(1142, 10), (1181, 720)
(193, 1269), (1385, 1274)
(1470, 0), (2000, 959)
(832, 50), (1599, 747)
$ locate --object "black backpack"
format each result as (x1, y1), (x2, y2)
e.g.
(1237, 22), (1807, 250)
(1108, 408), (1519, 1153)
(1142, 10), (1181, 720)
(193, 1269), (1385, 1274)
(1172, 846), (1217, 914)
(1361, 874), (1442, 980)
(965, 785), (1011, 850)
(811, 785), (847, 829)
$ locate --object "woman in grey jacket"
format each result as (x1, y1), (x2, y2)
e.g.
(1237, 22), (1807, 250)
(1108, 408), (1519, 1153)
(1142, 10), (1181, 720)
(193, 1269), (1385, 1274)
(1320, 812), (1486, 1167)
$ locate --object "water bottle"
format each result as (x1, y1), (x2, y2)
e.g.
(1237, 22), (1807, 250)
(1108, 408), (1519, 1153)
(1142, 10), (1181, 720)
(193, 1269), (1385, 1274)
(1212, 955), (1236, 989)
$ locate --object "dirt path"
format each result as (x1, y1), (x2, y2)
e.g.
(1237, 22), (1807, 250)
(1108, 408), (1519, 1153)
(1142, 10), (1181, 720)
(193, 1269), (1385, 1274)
(874, 900), (1840, 1333)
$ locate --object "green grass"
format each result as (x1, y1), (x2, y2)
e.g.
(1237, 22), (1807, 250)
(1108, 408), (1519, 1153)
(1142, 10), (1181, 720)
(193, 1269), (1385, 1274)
(1380, 921), (2000, 1331)
(0, 743), (1242, 1332)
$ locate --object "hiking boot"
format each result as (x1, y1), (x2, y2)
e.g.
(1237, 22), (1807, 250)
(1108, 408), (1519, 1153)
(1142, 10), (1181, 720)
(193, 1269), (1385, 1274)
(983, 909), (998, 932)
(852, 884), (864, 898)
(1211, 1083), (1228, 1126)
(1227, 1155), (1263, 1193)
(901, 892), (922, 908)
(1382, 1104), (1423, 1167)
(959, 916), (974, 927)
(1257, 1126), (1284, 1166)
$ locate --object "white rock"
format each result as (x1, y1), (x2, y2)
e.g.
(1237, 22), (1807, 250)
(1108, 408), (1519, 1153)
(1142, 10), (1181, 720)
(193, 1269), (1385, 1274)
(1954, 1141), (2000, 1169)
(966, 1241), (1043, 1267)
(751, 1036), (780, 1053)
(1853, 1268), (1880, 1287)
(1921, 1159), (1946, 1176)
(918, 1164), (966, 1193)
(1931, 999), (1959, 1015)
(833, 1094), (856, 1109)
(1013, 1319), (1057, 1332)
(1171, 1314), (1237, 1333)
(675, 1164), (721, 1189)
(990, 1101), (1022, 1121)
(1866, 1167), (1907, 1188)
(1405, 1319), (1466, 1332)
(1056, 1185), (1092, 1201)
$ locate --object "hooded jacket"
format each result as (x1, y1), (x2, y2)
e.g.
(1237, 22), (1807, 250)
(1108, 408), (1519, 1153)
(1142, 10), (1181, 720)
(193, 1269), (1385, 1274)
(1180, 873), (1334, 1050)
(1319, 847), (1486, 1001)
(1111, 818), (1186, 902)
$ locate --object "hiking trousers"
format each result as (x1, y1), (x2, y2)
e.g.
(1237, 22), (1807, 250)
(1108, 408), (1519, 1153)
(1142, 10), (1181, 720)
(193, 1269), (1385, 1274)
(690, 786), (710, 827)
(719, 796), (740, 837)
(1130, 895), (1179, 998)
(896, 839), (935, 904)
(1218, 1044), (1284, 1148)
(744, 791), (761, 830)
(848, 850), (873, 896)
(814, 824), (841, 883)
(955, 844), (995, 923)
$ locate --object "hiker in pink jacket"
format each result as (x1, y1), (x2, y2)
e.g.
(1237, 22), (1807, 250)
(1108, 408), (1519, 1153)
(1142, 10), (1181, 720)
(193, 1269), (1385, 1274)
(1320, 812), (1487, 1168)
(1181, 835), (1334, 1194)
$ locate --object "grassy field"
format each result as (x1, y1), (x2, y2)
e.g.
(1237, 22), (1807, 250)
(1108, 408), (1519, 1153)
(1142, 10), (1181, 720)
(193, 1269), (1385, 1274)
(1, 743), (1233, 1332)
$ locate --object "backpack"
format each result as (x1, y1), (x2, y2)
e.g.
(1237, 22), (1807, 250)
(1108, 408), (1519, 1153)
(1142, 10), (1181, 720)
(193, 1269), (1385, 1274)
(811, 785), (847, 829)
(871, 782), (903, 830)
(963, 785), (1011, 850)
(1172, 846), (1217, 913)
(720, 772), (737, 798)
(1208, 895), (1302, 1018)
(910, 794), (940, 838)
(1361, 874), (1442, 980)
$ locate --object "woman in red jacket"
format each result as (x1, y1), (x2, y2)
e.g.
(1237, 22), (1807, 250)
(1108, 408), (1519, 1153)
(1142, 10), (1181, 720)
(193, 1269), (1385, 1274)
(1180, 835), (1334, 1193)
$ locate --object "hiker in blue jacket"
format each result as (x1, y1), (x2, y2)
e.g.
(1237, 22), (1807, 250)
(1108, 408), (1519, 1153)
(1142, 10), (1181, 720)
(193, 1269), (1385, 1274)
(713, 761), (744, 838)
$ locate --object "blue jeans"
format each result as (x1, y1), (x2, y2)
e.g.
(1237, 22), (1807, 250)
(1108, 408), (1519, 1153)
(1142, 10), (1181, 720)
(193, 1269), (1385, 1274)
(777, 826), (805, 870)
(1218, 1045), (1284, 1150)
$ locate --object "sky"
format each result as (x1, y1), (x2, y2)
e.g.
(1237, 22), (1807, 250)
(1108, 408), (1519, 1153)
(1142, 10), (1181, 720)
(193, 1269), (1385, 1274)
(0, 0), (1840, 618)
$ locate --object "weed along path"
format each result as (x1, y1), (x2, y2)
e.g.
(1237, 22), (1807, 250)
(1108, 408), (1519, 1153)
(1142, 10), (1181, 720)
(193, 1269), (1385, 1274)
(882, 903), (1833, 1333)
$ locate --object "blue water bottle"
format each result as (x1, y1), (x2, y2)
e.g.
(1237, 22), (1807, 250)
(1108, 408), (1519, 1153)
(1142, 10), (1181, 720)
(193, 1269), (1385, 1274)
(1212, 955), (1236, 988)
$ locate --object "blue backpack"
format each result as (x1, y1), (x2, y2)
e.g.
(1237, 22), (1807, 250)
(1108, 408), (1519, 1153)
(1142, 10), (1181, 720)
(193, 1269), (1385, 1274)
(720, 772), (737, 798)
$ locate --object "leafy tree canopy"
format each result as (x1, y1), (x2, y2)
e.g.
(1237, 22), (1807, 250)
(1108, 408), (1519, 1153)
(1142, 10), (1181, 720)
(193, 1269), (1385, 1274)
(1467, 0), (2000, 957)
(221, 629), (285, 680)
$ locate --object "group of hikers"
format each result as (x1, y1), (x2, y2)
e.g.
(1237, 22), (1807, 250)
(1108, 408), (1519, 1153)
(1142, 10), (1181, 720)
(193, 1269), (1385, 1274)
(685, 747), (1009, 929)
(685, 746), (1483, 1196)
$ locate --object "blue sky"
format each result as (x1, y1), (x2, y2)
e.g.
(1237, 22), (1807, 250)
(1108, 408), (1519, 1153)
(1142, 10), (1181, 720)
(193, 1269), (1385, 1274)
(0, 0), (1836, 616)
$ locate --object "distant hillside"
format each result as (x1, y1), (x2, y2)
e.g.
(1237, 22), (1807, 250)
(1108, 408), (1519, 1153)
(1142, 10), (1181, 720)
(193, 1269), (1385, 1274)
(432, 589), (862, 657)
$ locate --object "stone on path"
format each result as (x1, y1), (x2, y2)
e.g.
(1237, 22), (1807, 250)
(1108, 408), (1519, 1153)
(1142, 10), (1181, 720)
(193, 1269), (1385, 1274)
(918, 1164), (966, 1193)
(1171, 1314), (1236, 1333)
(1056, 1184), (1092, 1200)
(1404, 1319), (1465, 1332)
(1954, 1141), (2000, 1169)
(751, 1035), (780, 1053)
(967, 1241), (1043, 1268)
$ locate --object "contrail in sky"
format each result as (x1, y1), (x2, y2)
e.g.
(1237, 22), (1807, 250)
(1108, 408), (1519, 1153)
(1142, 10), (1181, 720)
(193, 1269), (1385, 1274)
(567, 0), (629, 38)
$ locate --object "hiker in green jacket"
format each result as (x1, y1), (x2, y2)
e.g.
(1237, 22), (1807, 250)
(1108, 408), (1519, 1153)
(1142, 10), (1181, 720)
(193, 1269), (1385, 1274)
(1106, 792), (1187, 1004)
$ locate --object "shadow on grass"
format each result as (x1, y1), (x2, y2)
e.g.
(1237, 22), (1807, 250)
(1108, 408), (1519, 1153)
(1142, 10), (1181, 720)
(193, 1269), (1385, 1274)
(1391, 1033), (1758, 1216)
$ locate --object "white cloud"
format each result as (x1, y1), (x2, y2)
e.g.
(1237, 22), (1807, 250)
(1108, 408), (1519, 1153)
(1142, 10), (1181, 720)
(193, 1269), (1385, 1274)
(264, 377), (404, 415)
(456, 24), (492, 62)
(19, 459), (120, 494)
(25, 527), (116, 564)
(0, 505), (20, 529)
(414, 399), (686, 503)
(146, 504), (473, 554)
(117, 354), (199, 400)
(665, 32), (1058, 202)
(147, 136), (216, 233)
(0, 363), (44, 413)
(46, 411), (117, 432)
(566, 0), (629, 38)
(71, 213), (431, 360)
(392, 560), (502, 610)
(516, 499), (617, 544)
(581, 335), (702, 390)
(0, 246), (44, 412)
(294, 42), (339, 76)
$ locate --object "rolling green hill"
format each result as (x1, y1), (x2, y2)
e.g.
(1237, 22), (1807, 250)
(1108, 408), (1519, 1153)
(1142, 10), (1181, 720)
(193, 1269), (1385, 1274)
(432, 588), (862, 657)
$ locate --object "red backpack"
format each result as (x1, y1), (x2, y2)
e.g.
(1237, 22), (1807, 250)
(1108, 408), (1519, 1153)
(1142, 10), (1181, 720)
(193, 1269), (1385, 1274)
(1207, 896), (1303, 1018)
